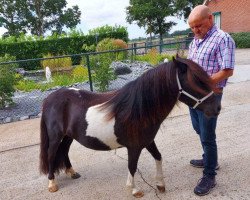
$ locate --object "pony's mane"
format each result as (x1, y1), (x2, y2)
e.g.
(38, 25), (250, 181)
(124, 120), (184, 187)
(102, 61), (178, 126)
(101, 57), (212, 132)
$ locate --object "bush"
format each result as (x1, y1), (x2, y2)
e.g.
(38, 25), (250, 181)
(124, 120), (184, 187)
(0, 54), (18, 108)
(72, 65), (89, 82)
(93, 56), (116, 92)
(231, 32), (250, 48)
(15, 72), (89, 92)
(96, 38), (128, 61)
(135, 48), (173, 66)
(41, 53), (72, 72)
(91, 38), (128, 91)
(0, 26), (129, 71)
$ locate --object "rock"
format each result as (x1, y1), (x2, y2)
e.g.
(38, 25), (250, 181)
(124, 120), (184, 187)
(111, 61), (132, 75)
(4, 117), (12, 123)
(20, 116), (29, 121)
(15, 68), (26, 76)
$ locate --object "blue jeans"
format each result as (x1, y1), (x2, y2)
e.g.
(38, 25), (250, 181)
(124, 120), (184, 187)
(189, 94), (223, 177)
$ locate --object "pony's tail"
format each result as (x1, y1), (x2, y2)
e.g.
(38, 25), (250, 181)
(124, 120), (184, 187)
(39, 114), (49, 175)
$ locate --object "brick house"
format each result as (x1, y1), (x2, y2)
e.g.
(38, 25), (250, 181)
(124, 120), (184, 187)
(203, 0), (250, 33)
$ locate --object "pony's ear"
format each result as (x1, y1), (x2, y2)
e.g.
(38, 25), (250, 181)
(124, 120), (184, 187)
(173, 57), (187, 73)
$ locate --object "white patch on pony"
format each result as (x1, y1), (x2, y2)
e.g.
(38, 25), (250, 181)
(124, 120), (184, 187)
(126, 171), (134, 187)
(68, 87), (80, 91)
(155, 159), (165, 187)
(48, 179), (58, 192)
(85, 104), (122, 149)
(65, 167), (76, 177)
(126, 171), (143, 197)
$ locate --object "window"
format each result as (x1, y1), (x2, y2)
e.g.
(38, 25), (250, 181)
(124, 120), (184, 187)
(213, 12), (221, 29)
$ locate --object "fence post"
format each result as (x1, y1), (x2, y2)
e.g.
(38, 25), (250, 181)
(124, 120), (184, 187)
(86, 54), (93, 91)
(130, 43), (134, 63)
(159, 38), (163, 54)
(133, 43), (137, 56)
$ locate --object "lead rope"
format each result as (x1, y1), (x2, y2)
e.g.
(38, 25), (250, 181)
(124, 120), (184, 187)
(176, 70), (214, 109)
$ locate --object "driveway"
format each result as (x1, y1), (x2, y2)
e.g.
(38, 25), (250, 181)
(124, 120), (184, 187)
(0, 49), (250, 200)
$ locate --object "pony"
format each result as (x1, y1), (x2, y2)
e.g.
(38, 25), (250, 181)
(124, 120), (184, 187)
(39, 56), (221, 198)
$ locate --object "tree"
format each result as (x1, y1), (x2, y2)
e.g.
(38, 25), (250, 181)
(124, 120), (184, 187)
(0, 0), (81, 37)
(126, 0), (176, 42)
(175, 0), (204, 20)
(126, 0), (203, 40)
(0, 0), (30, 37)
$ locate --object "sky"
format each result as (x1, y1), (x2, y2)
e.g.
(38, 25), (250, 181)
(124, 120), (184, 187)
(66, 0), (190, 39)
(0, 0), (190, 39)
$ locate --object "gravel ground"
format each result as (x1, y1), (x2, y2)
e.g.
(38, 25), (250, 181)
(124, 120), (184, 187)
(0, 61), (153, 124)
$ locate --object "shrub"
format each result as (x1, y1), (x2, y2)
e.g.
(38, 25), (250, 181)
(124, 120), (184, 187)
(113, 39), (128, 60)
(231, 32), (250, 48)
(82, 44), (96, 52)
(15, 79), (39, 92)
(134, 48), (173, 66)
(0, 54), (18, 108)
(96, 38), (128, 61)
(0, 26), (129, 71)
(93, 56), (116, 92)
(15, 72), (89, 92)
(92, 38), (128, 91)
(41, 53), (72, 72)
(72, 65), (89, 82)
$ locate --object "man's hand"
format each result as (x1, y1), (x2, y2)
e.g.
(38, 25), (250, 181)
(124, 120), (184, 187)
(210, 69), (234, 85)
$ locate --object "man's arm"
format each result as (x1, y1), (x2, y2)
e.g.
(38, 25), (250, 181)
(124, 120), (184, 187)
(210, 69), (234, 85)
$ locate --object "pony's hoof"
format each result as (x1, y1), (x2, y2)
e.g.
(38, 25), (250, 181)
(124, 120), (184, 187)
(48, 185), (58, 192)
(71, 172), (81, 179)
(157, 185), (166, 193)
(133, 190), (144, 198)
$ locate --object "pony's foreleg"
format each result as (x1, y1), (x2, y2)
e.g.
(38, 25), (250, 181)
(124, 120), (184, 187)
(126, 148), (144, 198)
(146, 141), (166, 193)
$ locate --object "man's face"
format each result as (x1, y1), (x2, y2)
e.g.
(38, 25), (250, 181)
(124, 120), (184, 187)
(189, 15), (213, 39)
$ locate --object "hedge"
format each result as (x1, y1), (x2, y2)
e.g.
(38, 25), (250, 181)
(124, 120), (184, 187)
(0, 29), (128, 70)
(231, 32), (250, 48)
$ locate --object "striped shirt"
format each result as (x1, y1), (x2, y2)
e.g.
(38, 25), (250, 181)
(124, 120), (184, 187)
(188, 25), (235, 88)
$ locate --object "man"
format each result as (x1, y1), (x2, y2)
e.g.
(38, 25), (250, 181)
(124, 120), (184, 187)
(187, 5), (235, 196)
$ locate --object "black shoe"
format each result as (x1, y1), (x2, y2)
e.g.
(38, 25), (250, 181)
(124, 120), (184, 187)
(194, 175), (216, 196)
(190, 159), (220, 170)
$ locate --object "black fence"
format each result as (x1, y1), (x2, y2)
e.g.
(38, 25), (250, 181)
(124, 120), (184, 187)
(0, 38), (192, 124)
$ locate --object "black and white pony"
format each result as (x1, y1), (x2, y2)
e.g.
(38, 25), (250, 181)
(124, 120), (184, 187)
(40, 56), (221, 197)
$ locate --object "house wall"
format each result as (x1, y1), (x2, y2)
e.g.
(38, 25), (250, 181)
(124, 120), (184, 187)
(206, 0), (250, 33)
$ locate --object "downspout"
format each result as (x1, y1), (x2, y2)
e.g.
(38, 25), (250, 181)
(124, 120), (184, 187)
(203, 0), (209, 5)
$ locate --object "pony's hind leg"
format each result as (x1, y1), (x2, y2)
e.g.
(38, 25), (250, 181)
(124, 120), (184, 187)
(47, 139), (61, 192)
(62, 136), (81, 179)
(146, 141), (166, 193)
(126, 148), (144, 198)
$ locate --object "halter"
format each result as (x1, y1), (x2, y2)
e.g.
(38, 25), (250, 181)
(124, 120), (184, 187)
(176, 70), (214, 109)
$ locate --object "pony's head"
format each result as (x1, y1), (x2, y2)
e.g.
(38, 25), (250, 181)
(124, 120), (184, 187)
(173, 56), (221, 117)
